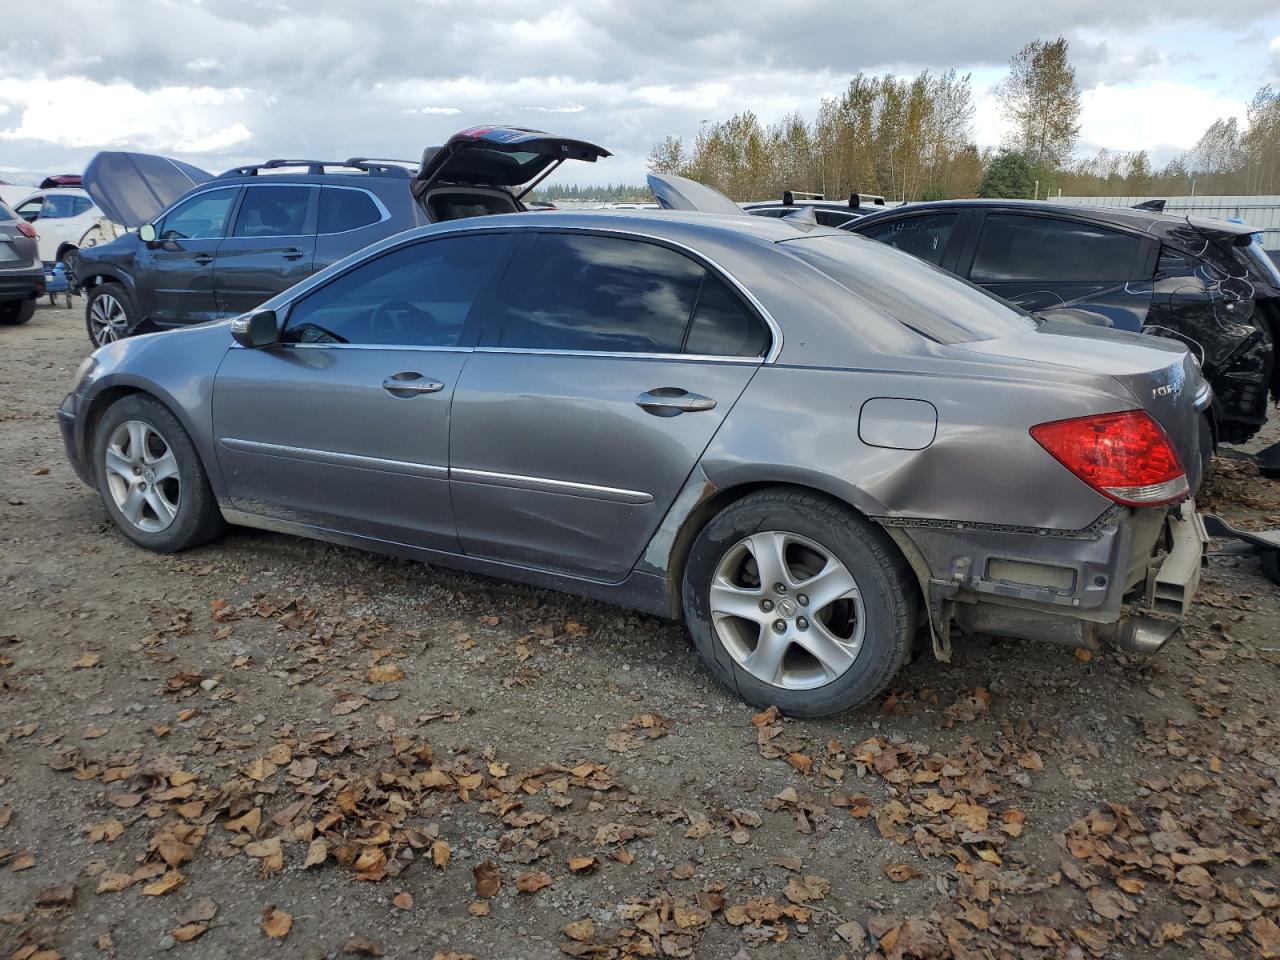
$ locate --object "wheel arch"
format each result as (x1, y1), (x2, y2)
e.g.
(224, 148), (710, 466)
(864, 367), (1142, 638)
(662, 476), (920, 620)
(54, 241), (79, 264)
(80, 380), (220, 499)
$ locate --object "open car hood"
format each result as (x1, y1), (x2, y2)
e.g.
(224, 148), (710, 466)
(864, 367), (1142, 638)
(646, 174), (743, 215)
(412, 127), (610, 199)
(83, 152), (214, 228)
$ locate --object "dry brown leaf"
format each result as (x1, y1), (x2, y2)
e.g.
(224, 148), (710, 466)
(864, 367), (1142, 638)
(95, 873), (133, 894)
(85, 820), (124, 843)
(367, 664), (404, 683)
(883, 863), (923, 882)
(563, 919), (595, 942)
(72, 653), (101, 669)
(1252, 916), (1280, 959)
(303, 838), (327, 869)
(261, 905), (293, 939)
(171, 924), (207, 943)
(343, 936), (385, 956)
(473, 861), (501, 898)
(516, 871), (553, 894)
(141, 872), (184, 896)
(34, 885), (75, 907)
(392, 892), (413, 910)
(431, 839), (450, 869)
(467, 901), (490, 917)
(567, 855), (598, 873)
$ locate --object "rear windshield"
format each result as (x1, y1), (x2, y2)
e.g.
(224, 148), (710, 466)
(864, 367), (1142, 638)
(782, 233), (1038, 343)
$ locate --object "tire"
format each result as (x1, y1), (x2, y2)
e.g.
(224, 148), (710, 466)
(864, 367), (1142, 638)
(0, 299), (35, 325)
(85, 282), (135, 347)
(92, 395), (225, 553)
(682, 488), (917, 717)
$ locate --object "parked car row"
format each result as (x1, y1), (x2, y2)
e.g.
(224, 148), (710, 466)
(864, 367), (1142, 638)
(0, 182), (115, 273)
(0, 199), (44, 325)
(51, 129), (1221, 717)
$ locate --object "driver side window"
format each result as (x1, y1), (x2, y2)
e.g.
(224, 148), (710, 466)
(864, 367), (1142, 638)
(281, 233), (506, 347)
(158, 188), (238, 241)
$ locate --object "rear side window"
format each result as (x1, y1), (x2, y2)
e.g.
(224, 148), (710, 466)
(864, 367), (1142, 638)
(860, 212), (958, 266)
(971, 214), (1142, 283)
(73, 196), (93, 216)
(499, 233), (703, 353)
(318, 188), (383, 233)
(282, 233), (504, 347)
(40, 194), (80, 219)
(0, 201), (15, 222)
(232, 186), (312, 238)
(684, 275), (768, 357)
(784, 234), (1037, 344)
(814, 210), (857, 228)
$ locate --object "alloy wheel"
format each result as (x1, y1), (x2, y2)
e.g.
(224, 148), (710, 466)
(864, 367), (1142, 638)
(709, 530), (865, 690)
(89, 294), (128, 345)
(103, 420), (181, 533)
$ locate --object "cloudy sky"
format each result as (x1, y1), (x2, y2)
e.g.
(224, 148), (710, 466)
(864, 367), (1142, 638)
(2, 0), (1279, 188)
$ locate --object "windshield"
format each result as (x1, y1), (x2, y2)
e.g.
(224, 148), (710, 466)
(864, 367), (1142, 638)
(782, 233), (1038, 344)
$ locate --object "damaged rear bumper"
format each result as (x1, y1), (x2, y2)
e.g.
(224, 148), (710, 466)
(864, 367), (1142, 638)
(884, 500), (1207, 656)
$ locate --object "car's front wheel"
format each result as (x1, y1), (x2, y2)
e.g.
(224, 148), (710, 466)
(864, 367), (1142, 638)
(93, 395), (225, 552)
(682, 489), (917, 717)
(0, 299), (35, 325)
(85, 282), (134, 347)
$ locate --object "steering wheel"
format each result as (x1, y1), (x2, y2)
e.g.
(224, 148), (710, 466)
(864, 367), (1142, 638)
(369, 300), (441, 339)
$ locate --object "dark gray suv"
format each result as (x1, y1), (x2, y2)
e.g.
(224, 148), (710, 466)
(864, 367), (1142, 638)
(72, 127), (609, 346)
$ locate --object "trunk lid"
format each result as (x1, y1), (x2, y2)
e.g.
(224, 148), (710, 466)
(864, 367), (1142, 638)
(956, 319), (1207, 489)
(646, 173), (744, 215)
(82, 152), (214, 229)
(412, 127), (610, 200)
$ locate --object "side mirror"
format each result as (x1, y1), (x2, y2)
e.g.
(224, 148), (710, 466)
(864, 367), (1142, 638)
(230, 310), (278, 348)
(139, 223), (157, 243)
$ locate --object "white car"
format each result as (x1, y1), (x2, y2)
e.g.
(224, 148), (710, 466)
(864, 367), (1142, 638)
(6, 187), (111, 267)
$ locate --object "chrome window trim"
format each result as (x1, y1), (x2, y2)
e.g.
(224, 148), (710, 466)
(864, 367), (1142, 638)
(262, 221), (784, 363)
(267, 342), (474, 353)
(219, 437), (448, 479)
(474, 346), (761, 365)
(451, 467), (653, 505)
(317, 184), (392, 236)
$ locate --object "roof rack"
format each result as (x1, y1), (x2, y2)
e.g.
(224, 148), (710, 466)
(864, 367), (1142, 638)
(782, 190), (824, 205)
(215, 158), (414, 179)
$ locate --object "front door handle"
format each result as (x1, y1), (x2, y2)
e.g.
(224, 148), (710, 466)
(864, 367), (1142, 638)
(636, 388), (717, 417)
(282, 248), (305, 261)
(382, 372), (445, 398)
(194, 254), (214, 266)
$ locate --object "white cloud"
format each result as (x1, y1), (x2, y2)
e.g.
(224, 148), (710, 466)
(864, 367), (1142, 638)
(1079, 82), (1245, 153)
(0, 76), (250, 152)
(176, 122), (252, 152)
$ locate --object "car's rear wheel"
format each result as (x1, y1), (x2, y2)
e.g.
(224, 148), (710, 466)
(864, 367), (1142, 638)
(93, 395), (225, 553)
(86, 283), (133, 347)
(0, 299), (35, 325)
(682, 488), (917, 717)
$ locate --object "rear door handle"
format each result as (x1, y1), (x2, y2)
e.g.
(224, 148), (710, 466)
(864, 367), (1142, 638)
(382, 372), (445, 398)
(194, 254), (214, 266)
(636, 388), (717, 416)
(282, 248), (305, 261)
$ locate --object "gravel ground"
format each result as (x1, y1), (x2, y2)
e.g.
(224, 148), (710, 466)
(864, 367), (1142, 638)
(2, 300), (1279, 960)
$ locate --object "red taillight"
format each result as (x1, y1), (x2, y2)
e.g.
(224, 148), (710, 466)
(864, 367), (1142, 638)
(16, 222), (37, 239)
(1030, 410), (1188, 507)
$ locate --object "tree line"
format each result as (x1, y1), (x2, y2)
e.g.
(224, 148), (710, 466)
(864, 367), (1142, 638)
(636, 39), (1280, 202)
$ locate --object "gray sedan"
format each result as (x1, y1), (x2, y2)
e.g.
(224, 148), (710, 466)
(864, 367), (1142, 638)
(59, 211), (1209, 716)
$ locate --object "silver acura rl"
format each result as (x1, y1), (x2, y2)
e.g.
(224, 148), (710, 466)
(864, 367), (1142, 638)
(59, 208), (1210, 716)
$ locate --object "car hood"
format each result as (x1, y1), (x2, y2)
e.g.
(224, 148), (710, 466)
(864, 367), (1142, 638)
(412, 126), (610, 197)
(83, 152), (214, 228)
(646, 174), (744, 215)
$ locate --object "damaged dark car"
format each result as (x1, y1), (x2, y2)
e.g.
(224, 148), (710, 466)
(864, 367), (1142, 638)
(844, 200), (1280, 443)
(71, 127), (610, 346)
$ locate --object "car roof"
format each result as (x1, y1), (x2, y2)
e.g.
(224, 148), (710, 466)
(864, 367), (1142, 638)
(847, 198), (1245, 237)
(411, 209), (846, 244)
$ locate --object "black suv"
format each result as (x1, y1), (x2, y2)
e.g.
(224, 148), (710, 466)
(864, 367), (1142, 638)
(846, 200), (1280, 443)
(73, 127), (609, 346)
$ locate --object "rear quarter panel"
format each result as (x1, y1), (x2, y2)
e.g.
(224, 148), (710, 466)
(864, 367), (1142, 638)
(702, 358), (1122, 531)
